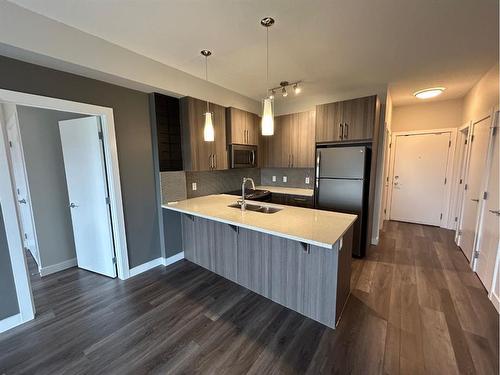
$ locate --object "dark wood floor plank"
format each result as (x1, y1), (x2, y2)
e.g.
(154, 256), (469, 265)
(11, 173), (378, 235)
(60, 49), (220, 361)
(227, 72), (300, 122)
(1, 222), (498, 375)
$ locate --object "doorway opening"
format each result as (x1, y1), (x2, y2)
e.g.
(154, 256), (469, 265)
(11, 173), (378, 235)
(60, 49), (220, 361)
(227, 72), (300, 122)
(0, 89), (129, 329)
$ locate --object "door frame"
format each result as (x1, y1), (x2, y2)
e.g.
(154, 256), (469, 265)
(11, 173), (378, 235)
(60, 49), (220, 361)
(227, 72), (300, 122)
(454, 122), (472, 244)
(0, 89), (130, 327)
(387, 128), (457, 228)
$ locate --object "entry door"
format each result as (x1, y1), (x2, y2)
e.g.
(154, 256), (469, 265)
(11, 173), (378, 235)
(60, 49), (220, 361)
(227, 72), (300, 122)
(390, 132), (451, 226)
(461, 117), (491, 261)
(59, 117), (116, 278)
(476, 118), (499, 291)
(4, 104), (39, 264)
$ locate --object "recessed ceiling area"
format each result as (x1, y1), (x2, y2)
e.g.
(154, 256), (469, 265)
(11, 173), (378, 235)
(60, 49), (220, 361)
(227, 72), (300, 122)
(8, 0), (498, 107)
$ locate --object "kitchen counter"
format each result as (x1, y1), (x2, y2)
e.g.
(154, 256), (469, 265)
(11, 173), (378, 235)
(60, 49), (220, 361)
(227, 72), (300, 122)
(256, 185), (314, 197)
(165, 194), (356, 329)
(163, 194), (356, 249)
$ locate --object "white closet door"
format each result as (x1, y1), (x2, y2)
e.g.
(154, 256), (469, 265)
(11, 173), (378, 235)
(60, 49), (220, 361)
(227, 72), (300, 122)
(476, 117), (499, 292)
(461, 117), (491, 261)
(59, 116), (116, 278)
(390, 132), (451, 226)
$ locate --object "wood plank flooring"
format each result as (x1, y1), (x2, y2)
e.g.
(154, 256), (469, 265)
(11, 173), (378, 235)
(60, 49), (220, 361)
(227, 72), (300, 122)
(0, 221), (498, 374)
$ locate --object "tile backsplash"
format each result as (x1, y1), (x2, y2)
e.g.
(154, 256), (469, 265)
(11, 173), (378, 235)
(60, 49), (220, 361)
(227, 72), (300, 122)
(260, 168), (315, 189)
(160, 168), (314, 203)
(185, 168), (261, 198)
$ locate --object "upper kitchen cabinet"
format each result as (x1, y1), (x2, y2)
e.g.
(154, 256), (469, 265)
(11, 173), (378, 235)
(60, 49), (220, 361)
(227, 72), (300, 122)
(180, 96), (228, 171)
(226, 107), (260, 146)
(150, 93), (183, 171)
(315, 95), (377, 143)
(261, 110), (316, 168)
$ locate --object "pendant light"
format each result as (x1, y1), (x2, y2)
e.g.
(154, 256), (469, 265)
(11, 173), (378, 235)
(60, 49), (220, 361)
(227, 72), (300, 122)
(261, 17), (275, 136)
(201, 49), (215, 142)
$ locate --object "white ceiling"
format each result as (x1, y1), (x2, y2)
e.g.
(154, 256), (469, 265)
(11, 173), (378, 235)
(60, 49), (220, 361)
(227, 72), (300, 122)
(7, 0), (499, 107)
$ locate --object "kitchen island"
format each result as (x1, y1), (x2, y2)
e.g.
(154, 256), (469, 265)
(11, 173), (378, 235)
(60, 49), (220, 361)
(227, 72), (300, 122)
(163, 194), (356, 329)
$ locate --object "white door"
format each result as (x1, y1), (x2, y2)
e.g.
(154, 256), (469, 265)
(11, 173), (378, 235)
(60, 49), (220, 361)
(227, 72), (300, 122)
(460, 117), (492, 261)
(59, 116), (116, 278)
(476, 118), (499, 292)
(4, 104), (40, 265)
(390, 132), (451, 226)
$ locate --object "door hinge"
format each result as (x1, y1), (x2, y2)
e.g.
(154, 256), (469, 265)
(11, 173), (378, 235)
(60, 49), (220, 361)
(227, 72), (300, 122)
(448, 140), (451, 147)
(444, 178), (447, 185)
(98, 130), (104, 140)
(459, 178), (463, 184)
(105, 197), (111, 205)
(471, 135), (474, 142)
(464, 184), (468, 190)
(24, 233), (28, 239)
(9, 140), (13, 148)
(465, 138), (468, 145)
(389, 142), (392, 148)
(483, 191), (488, 200)
(454, 216), (458, 222)
(458, 230), (463, 236)
(384, 208), (387, 214)
(473, 251), (480, 259)
(112, 256), (117, 264)
(440, 213), (443, 220)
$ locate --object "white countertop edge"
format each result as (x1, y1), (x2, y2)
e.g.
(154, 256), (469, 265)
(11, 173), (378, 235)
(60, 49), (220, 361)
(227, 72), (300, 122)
(162, 204), (340, 250)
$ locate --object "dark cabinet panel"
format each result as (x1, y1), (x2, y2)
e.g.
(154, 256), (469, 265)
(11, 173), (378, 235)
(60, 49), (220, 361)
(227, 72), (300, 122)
(151, 93), (183, 171)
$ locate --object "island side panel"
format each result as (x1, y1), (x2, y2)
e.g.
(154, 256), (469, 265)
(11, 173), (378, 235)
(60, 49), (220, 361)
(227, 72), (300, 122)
(335, 226), (353, 324)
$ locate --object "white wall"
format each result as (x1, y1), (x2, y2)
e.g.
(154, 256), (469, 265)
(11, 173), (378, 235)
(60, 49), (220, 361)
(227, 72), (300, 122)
(17, 105), (84, 271)
(0, 1), (260, 114)
(392, 98), (464, 132)
(462, 63), (499, 122)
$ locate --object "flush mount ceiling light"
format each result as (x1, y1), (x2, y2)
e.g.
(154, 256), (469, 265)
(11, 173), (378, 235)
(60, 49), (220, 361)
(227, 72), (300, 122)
(201, 49), (215, 142)
(413, 87), (445, 99)
(261, 17), (275, 136)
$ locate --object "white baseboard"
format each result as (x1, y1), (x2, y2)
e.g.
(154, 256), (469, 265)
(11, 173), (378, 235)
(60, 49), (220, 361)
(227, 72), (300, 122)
(129, 257), (164, 277)
(0, 313), (22, 333)
(163, 252), (184, 266)
(129, 252), (185, 278)
(39, 258), (77, 277)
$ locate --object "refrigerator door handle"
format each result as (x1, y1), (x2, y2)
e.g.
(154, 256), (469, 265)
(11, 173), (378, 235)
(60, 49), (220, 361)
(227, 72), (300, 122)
(316, 151), (321, 179)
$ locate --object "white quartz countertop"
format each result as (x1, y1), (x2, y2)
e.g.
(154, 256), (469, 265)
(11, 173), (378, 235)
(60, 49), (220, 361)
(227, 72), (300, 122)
(256, 185), (314, 197)
(162, 194), (356, 249)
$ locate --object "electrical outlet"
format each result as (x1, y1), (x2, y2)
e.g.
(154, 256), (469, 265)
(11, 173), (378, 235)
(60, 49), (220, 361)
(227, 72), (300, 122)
(192, 182), (197, 191)
(282, 176), (287, 183)
(305, 177), (310, 184)
(272, 175), (276, 182)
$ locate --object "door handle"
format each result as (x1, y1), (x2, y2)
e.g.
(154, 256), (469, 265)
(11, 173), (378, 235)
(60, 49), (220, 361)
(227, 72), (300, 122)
(489, 209), (500, 216)
(18, 198), (26, 204)
(344, 123), (349, 139)
(69, 202), (79, 208)
(471, 198), (480, 202)
(339, 123), (343, 140)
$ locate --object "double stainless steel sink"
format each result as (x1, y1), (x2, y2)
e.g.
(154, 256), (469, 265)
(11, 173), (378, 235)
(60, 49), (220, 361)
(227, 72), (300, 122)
(228, 202), (282, 214)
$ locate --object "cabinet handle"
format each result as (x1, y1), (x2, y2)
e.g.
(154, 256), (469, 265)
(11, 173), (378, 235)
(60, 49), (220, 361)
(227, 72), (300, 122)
(344, 123), (349, 139)
(471, 198), (479, 202)
(214, 154), (217, 169)
(209, 154), (213, 170)
(339, 123), (344, 140)
(251, 150), (256, 166)
(291, 154), (294, 167)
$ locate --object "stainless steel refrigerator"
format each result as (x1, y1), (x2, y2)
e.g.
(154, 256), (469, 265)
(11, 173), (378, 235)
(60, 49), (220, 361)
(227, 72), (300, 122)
(315, 145), (371, 257)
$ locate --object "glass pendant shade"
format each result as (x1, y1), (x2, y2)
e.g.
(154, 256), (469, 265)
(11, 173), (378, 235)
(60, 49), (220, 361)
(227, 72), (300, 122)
(203, 112), (215, 142)
(261, 97), (274, 136)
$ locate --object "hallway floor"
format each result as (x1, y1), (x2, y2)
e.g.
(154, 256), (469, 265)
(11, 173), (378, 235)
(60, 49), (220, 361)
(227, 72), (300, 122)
(0, 221), (498, 374)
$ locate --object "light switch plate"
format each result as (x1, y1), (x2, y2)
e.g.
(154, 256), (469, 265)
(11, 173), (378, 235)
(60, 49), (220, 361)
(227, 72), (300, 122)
(282, 176), (287, 183)
(192, 182), (197, 191)
(272, 175), (276, 182)
(305, 177), (310, 184)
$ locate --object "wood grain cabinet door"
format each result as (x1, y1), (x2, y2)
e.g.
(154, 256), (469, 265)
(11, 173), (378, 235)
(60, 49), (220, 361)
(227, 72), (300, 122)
(315, 101), (343, 142)
(246, 112), (260, 146)
(341, 96), (376, 141)
(212, 103), (228, 170)
(290, 110), (316, 167)
(261, 115), (288, 167)
(226, 107), (246, 144)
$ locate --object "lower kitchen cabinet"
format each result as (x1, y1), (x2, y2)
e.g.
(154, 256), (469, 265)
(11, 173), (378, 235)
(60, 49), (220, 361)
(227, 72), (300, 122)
(181, 213), (353, 328)
(270, 193), (314, 208)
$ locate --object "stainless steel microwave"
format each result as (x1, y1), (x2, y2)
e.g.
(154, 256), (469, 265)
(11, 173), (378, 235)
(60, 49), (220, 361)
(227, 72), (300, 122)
(229, 144), (257, 168)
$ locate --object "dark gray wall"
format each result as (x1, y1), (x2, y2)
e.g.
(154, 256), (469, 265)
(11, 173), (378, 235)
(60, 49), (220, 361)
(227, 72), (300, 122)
(162, 209), (183, 258)
(0, 204), (20, 319)
(0, 55), (161, 268)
